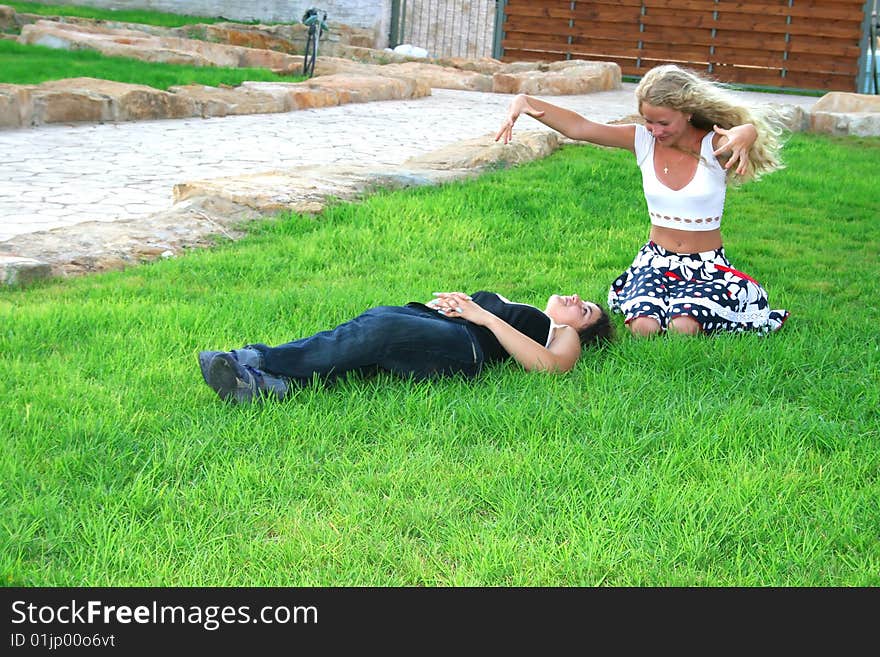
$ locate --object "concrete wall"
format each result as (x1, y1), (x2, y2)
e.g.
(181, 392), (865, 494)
(23, 0), (393, 47)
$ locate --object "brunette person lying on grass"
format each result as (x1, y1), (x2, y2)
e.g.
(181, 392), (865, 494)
(198, 290), (614, 404)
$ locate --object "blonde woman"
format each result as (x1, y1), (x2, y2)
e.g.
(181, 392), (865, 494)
(496, 64), (790, 337)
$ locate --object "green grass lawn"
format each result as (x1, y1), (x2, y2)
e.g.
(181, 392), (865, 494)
(2, 1), (233, 27)
(0, 40), (304, 87)
(1, 133), (878, 586)
(1, 2), (306, 88)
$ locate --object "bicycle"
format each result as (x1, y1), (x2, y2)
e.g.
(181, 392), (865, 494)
(301, 7), (329, 78)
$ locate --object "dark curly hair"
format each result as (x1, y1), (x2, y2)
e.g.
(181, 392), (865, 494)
(578, 304), (615, 348)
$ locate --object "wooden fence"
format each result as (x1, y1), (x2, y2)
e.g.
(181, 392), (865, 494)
(498, 0), (869, 92)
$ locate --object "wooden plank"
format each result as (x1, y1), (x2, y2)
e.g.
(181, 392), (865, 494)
(781, 56), (860, 76)
(640, 26), (715, 45)
(642, 13), (789, 31)
(637, 57), (713, 72)
(643, 0), (718, 9)
(711, 53), (787, 68)
(710, 29), (788, 49)
(499, 41), (567, 55)
(711, 47), (787, 68)
(713, 15), (794, 32)
(507, 21), (640, 41)
(714, 19), (862, 40)
(641, 12), (721, 30)
(570, 37), (644, 57)
(504, 0), (576, 15)
(780, 71), (856, 92)
(618, 62), (640, 75)
(641, 9), (863, 40)
(787, 34), (860, 58)
(505, 16), (645, 36)
(789, 0), (866, 5)
(500, 51), (565, 63)
(503, 18), (583, 39)
(569, 6), (644, 23)
(502, 35), (590, 53)
(504, 15), (578, 30)
(787, 16), (863, 40)
(638, 42), (714, 61)
(708, 1), (863, 21)
(641, 30), (786, 52)
(503, 1), (641, 20)
(503, 6), (573, 21)
(569, 52), (639, 68)
(574, 23), (639, 43)
(710, 65), (787, 86)
(711, 65), (855, 92)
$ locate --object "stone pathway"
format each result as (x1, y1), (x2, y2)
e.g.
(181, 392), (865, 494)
(0, 84), (819, 283)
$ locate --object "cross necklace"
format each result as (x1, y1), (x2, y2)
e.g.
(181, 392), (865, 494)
(662, 148), (693, 175)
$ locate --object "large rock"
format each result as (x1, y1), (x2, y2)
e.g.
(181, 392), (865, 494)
(0, 83), (29, 128)
(5, 6), (375, 52)
(185, 22), (311, 54)
(290, 74), (431, 105)
(0, 195), (260, 281)
(236, 75), (430, 111)
(809, 92), (880, 137)
(812, 92), (880, 113)
(378, 62), (494, 92)
(493, 60), (622, 95)
(18, 20), (302, 70)
(404, 131), (561, 170)
(167, 83), (287, 117)
(2, 73), (430, 127)
(0, 4), (15, 30)
(0, 255), (52, 286)
(21, 78), (196, 125)
(187, 21), (378, 55)
(312, 58), (495, 91)
(434, 56), (506, 75)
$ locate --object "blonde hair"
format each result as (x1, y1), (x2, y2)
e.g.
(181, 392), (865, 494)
(635, 64), (787, 185)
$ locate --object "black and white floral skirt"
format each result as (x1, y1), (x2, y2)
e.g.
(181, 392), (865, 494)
(608, 241), (789, 334)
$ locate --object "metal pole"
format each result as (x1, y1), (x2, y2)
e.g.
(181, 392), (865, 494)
(493, 0), (507, 59)
(856, 0), (876, 92)
(390, 0), (400, 47)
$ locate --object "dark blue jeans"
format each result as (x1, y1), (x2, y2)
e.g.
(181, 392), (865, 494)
(247, 305), (484, 387)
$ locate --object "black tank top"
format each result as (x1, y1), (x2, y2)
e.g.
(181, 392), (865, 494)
(407, 291), (552, 364)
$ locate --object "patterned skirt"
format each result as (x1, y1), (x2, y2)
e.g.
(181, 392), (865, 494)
(608, 241), (789, 334)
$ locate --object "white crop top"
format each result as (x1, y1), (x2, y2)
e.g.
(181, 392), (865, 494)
(634, 124), (727, 232)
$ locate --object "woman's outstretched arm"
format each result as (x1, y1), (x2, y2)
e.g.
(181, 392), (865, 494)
(495, 94), (637, 151)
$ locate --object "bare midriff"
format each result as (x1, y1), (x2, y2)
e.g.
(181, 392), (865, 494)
(649, 225), (723, 254)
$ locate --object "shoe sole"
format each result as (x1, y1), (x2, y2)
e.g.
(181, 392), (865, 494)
(206, 353), (256, 404)
(198, 351), (224, 384)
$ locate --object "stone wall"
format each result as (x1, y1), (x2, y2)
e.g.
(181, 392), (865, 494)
(22, 0), (393, 48)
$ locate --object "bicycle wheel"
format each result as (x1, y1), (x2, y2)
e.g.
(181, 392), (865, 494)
(303, 27), (317, 77)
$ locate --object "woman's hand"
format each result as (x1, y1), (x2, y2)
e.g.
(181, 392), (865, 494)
(494, 94), (545, 144)
(428, 292), (493, 325)
(713, 123), (757, 175)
